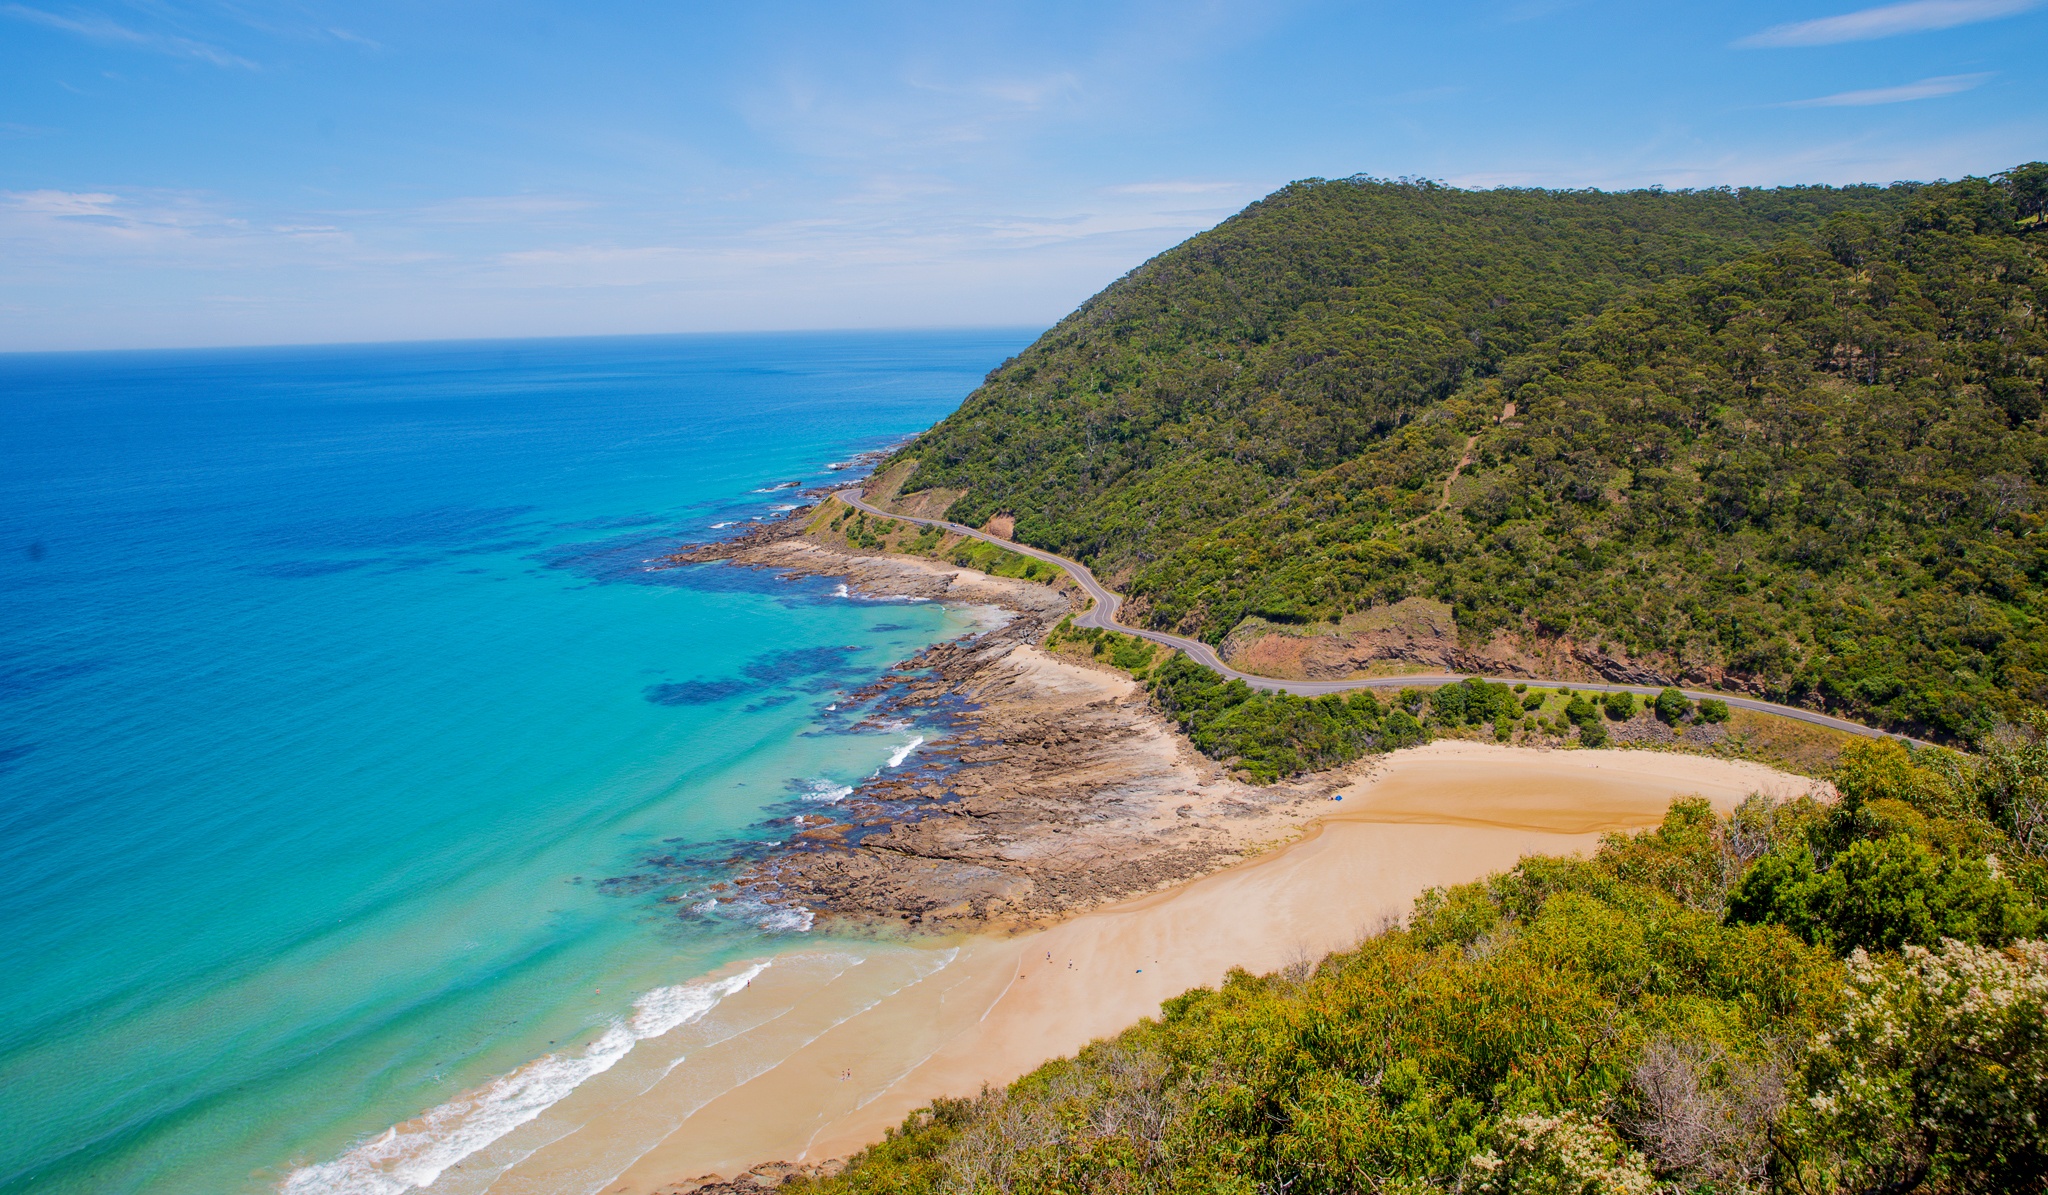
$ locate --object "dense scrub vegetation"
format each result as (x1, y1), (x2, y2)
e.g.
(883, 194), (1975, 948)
(885, 167), (2048, 742)
(1146, 654), (1426, 782)
(821, 503), (1066, 583)
(1045, 621), (1165, 675)
(792, 737), (2048, 1195)
(1125, 654), (1746, 782)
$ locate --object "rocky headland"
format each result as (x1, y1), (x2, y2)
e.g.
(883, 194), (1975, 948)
(662, 518), (1346, 934)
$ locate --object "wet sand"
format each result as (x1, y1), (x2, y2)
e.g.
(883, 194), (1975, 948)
(473, 742), (1814, 1194)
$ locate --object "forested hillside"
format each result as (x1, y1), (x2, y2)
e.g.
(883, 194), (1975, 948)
(884, 168), (2048, 740)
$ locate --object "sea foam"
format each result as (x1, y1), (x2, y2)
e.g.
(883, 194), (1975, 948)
(887, 737), (924, 768)
(279, 962), (770, 1195)
(799, 779), (855, 803)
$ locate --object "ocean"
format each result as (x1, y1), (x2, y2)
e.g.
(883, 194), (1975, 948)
(0, 330), (1032, 1194)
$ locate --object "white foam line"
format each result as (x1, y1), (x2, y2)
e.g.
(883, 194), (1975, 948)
(451, 953), (874, 1186)
(887, 737), (923, 768)
(589, 948), (959, 1195)
(979, 963), (1021, 1023)
(800, 949), (966, 1146)
(645, 953), (867, 1089)
(280, 962), (771, 1195)
(801, 782), (854, 804)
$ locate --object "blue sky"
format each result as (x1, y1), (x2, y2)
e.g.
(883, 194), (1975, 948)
(2, 1), (2044, 351)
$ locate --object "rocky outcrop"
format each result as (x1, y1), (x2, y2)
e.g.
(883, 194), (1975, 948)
(665, 530), (1342, 934)
(739, 635), (1338, 932)
(655, 1160), (844, 1194)
(1216, 597), (1783, 698)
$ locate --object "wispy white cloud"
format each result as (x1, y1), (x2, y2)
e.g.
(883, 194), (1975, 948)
(1784, 72), (1993, 105)
(8, 189), (122, 216)
(2, 4), (257, 67)
(1737, 0), (2039, 47)
(325, 27), (381, 50)
(0, 188), (394, 268)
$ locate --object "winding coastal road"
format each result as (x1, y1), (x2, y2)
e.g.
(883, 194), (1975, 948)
(837, 489), (1924, 746)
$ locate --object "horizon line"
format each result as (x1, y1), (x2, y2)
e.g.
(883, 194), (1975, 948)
(0, 322), (1054, 361)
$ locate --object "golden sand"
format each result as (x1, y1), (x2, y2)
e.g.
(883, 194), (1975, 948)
(471, 742), (1815, 1194)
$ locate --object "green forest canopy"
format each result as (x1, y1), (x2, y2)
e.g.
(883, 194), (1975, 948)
(885, 167), (2048, 741)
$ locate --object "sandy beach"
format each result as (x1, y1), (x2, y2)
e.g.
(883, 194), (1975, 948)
(468, 741), (1815, 1195)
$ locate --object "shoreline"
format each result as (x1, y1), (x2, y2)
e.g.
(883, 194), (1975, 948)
(662, 511), (1846, 940)
(670, 520), (1347, 937)
(400, 521), (1818, 1194)
(467, 741), (1815, 1195)
(287, 509), (1857, 1195)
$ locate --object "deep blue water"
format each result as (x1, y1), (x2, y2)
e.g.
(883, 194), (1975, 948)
(0, 331), (1029, 1194)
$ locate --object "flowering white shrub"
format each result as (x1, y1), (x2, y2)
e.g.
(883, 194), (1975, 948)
(1461, 1110), (1656, 1195)
(1800, 937), (2048, 1192)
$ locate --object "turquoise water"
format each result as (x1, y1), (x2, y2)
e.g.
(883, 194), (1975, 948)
(0, 331), (1029, 1194)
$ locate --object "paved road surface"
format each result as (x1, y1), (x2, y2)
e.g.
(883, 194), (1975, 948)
(837, 490), (1923, 746)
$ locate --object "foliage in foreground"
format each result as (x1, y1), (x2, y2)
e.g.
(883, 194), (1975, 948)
(792, 738), (2048, 1195)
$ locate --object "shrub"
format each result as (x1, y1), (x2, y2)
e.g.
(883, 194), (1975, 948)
(1798, 939), (2048, 1194)
(1428, 677), (1520, 729)
(1727, 835), (2040, 953)
(1624, 1037), (1785, 1190)
(1652, 687), (1692, 724)
(1147, 655), (1421, 782)
(797, 795), (2044, 1195)
(1974, 716), (2048, 860)
(949, 538), (1063, 583)
(1563, 694), (1610, 745)
(1603, 690), (1638, 720)
(1833, 739), (1946, 813)
(1696, 698), (1731, 723)
(1463, 1111), (1656, 1195)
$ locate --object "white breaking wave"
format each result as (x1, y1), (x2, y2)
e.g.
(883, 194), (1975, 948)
(717, 889), (818, 934)
(799, 780), (854, 804)
(710, 520), (738, 529)
(279, 962), (770, 1195)
(887, 737), (924, 768)
(756, 904), (815, 933)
